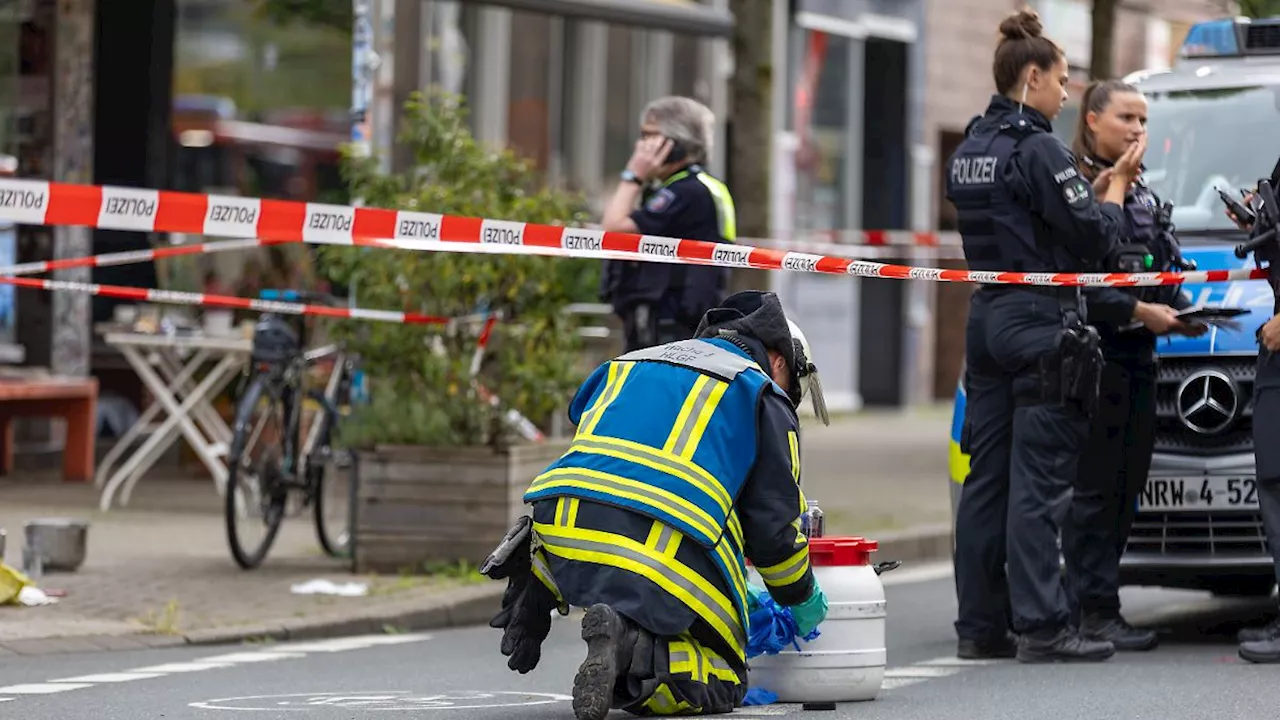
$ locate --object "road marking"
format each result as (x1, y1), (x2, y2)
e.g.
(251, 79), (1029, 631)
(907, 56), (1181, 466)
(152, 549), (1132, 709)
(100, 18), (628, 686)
(131, 662), (236, 673)
(51, 672), (168, 683)
(0, 683), (95, 694)
(916, 656), (1004, 667)
(0, 632), (435, 704)
(189, 690), (573, 711)
(885, 665), (963, 679)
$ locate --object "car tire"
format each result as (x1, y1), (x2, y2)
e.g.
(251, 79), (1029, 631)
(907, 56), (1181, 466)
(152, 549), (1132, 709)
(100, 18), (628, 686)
(1206, 577), (1276, 598)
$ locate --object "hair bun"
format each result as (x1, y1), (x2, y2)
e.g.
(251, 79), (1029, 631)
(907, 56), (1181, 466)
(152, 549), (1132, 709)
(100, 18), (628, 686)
(999, 8), (1043, 41)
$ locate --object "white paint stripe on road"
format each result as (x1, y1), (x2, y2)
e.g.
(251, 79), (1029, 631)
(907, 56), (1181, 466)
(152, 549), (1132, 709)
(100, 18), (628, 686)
(196, 651), (307, 663)
(51, 673), (168, 683)
(0, 632), (436, 705)
(880, 560), (953, 587)
(0, 683), (96, 694)
(916, 656), (1005, 667)
(130, 662), (236, 673)
(884, 665), (963, 679)
(881, 677), (926, 689)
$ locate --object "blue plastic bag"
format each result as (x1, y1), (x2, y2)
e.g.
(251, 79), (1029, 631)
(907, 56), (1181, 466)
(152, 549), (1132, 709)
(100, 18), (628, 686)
(745, 584), (821, 659)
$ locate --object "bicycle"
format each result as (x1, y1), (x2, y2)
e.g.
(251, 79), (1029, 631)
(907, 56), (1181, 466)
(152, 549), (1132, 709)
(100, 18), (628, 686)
(224, 289), (362, 570)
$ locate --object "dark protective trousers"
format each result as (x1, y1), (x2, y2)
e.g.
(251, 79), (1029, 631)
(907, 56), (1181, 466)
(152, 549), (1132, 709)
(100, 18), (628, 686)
(620, 303), (696, 352)
(1062, 357), (1157, 617)
(953, 287), (1089, 641)
(610, 621), (747, 716)
(1251, 345), (1280, 592)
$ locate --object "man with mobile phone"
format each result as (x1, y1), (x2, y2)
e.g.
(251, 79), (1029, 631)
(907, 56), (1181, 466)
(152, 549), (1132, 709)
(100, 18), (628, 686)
(600, 96), (738, 352)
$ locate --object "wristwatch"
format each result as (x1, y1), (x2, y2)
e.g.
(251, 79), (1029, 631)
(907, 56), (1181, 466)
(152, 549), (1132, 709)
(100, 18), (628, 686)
(620, 169), (645, 187)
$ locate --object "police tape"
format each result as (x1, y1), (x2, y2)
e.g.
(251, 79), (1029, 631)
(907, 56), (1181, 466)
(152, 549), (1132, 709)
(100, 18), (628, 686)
(0, 177), (1264, 287)
(0, 275), (452, 326)
(0, 236), (307, 276)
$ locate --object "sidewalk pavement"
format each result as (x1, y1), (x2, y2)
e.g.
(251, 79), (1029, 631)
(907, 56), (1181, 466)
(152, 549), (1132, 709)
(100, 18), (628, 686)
(0, 406), (954, 655)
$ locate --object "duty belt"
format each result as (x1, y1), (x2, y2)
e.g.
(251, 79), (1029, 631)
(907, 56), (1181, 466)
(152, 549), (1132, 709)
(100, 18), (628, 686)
(981, 284), (1085, 322)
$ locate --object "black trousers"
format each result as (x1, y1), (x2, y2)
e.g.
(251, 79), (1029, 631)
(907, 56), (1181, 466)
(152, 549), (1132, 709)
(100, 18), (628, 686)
(954, 288), (1089, 641)
(1251, 345), (1280, 593)
(1062, 356), (1157, 618)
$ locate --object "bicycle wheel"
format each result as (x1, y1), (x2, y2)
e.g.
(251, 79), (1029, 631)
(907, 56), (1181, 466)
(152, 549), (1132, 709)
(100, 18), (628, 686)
(225, 374), (290, 570)
(309, 391), (353, 558)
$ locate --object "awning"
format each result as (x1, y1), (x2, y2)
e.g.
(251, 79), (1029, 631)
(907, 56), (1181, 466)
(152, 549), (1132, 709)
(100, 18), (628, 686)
(474, 0), (735, 38)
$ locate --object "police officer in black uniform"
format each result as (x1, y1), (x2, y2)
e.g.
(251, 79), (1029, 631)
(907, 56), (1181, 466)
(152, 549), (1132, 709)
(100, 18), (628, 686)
(946, 9), (1140, 663)
(600, 96), (737, 352)
(1061, 79), (1205, 653)
(1225, 159), (1280, 664)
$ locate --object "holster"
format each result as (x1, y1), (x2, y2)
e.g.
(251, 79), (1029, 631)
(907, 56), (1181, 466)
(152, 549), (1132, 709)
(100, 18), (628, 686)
(479, 515), (566, 674)
(1037, 324), (1104, 418)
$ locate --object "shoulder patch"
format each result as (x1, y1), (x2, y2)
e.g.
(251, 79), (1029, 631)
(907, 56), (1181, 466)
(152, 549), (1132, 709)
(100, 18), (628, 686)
(1063, 177), (1092, 209)
(644, 187), (677, 213)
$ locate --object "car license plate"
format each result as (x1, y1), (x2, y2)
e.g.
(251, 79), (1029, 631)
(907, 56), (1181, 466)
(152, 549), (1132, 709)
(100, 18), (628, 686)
(1138, 476), (1259, 512)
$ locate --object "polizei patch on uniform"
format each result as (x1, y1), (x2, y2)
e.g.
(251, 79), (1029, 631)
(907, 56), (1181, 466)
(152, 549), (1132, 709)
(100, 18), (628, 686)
(1062, 177), (1091, 209)
(645, 188), (677, 213)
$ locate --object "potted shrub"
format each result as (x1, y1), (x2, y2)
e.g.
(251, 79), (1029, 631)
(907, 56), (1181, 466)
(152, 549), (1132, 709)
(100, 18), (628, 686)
(316, 90), (598, 573)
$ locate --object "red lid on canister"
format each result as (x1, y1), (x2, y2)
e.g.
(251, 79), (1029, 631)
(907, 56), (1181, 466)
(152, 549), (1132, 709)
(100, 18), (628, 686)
(806, 536), (878, 567)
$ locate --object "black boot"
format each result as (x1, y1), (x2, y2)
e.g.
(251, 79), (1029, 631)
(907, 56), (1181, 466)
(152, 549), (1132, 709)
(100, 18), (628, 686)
(957, 631), (1018, 659)
(1239, 617), (1280, 663)
(1016, 626), (1115, 663)
(1079, 612), (1158, 652)
(573, 604), (634, 720)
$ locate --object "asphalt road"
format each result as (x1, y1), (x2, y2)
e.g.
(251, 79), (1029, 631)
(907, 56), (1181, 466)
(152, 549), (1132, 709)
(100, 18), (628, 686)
(4, 564), (1280, 719)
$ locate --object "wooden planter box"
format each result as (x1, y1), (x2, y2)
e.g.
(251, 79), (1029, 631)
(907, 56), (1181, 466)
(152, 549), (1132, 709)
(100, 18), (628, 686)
(351, 440), (571, 574)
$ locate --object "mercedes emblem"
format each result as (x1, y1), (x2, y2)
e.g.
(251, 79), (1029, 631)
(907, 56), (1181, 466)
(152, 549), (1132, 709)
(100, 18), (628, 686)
(1175, 368), (1239, 435)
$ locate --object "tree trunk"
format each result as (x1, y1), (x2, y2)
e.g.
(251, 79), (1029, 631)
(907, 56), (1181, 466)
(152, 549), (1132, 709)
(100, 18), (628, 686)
(727, 0), (773, 293)
(1089, 0), (1116, 81)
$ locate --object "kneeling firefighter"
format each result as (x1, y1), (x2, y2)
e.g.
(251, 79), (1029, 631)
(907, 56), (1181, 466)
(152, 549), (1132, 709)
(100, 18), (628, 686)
(481, 290), (832, 719)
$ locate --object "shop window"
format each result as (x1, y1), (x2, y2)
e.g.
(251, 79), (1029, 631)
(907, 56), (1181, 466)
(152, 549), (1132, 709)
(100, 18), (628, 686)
(507, 10), (552, 172)
(670, 32), (699, 100)
(604, 25), (636, 176)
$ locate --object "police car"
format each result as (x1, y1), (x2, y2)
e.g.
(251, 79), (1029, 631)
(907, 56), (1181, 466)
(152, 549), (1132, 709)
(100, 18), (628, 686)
(949, 17), (1280, 597)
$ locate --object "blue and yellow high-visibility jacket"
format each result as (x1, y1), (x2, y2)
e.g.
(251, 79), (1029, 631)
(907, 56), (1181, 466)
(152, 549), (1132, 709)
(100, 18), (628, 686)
(525, 336), (816, 662)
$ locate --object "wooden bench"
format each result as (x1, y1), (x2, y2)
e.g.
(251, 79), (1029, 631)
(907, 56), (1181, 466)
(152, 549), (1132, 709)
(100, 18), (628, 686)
(0, 376), (98, 482)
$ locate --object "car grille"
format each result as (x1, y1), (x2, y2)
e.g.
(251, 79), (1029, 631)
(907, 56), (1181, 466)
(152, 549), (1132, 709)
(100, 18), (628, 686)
(1154, 356), (1254, 455)
(1126, 511), (1268, 556)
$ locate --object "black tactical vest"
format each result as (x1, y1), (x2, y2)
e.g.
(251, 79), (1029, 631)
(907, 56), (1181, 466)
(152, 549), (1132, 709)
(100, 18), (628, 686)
(946, 119), (1046, 273)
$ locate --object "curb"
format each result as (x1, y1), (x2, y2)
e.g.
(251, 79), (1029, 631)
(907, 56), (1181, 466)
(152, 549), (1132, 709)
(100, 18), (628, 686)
(0, 525), (954, 657)
(0, 584), (506, 657)
(864, 523), (953, 567)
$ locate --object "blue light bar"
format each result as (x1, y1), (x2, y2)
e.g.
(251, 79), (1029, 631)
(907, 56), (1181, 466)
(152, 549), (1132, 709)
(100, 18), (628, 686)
(1180, 18), (1242, 58)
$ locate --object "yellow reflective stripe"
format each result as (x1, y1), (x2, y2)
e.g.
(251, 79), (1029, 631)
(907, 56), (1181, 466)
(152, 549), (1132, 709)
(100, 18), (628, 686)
(641, 684), (692, 714)
(695, 173), (737, 241)
(669, 640), (702, 681)
(662, 374), (730, 459)
(556, 497), (580, 528)
(530, 548), (566, 609)
(727, 511), (744, 551)
(578, 361), (634, 436)
(701, 645), (740, 684)
(530, 468), (722, 545)
(949, 438), (970, 484)
(535, 522), (745, 657)
(664, 375), (711, 453)
(713, 535), (748, 618)
(645, 520), (682, 558)
(574, 434), (730, 514)
(757, 546), (810, 588)
(787, 430), (800, 482)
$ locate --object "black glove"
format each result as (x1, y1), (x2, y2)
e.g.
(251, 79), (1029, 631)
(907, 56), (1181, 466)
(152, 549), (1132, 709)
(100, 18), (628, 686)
(481, 516), (561, 674)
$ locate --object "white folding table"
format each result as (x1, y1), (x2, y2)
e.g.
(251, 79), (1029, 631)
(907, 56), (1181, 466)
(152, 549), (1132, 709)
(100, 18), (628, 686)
(96, 331), (252, 511)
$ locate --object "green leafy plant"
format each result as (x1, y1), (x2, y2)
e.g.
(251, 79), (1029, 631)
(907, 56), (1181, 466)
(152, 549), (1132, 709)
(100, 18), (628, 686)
(317, 89), (597, 449)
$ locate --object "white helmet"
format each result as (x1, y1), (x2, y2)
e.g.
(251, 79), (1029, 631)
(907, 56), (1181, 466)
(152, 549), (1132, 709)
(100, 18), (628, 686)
(787, 319), (830, 426)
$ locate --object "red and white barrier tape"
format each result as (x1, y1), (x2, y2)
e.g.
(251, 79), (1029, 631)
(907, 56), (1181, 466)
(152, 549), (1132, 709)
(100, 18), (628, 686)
(0, 178), (1260, 287)
(0, 275), (451, 326)
(0, 236), (305, 276)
